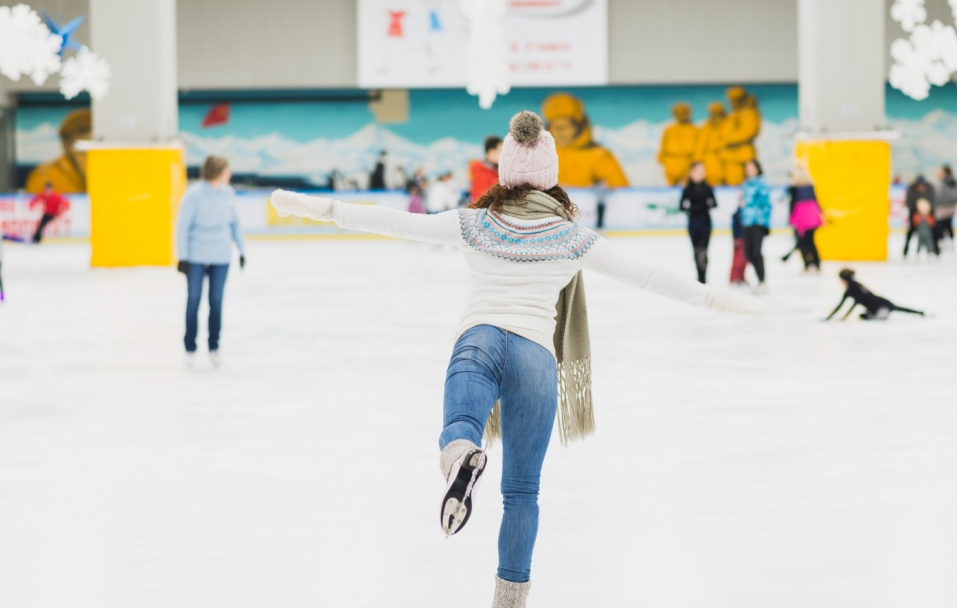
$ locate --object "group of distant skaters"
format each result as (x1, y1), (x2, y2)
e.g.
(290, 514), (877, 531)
(676, 159), (932, 320)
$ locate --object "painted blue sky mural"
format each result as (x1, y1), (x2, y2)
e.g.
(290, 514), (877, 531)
(15, 83), (957, 189)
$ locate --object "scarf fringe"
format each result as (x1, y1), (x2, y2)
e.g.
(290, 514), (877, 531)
(482, 356), (594, 447)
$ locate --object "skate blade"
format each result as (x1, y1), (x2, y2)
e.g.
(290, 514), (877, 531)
(443, 499), (468, 539)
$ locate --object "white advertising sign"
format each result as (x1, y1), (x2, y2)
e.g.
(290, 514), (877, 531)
(357, 0), (608, 89)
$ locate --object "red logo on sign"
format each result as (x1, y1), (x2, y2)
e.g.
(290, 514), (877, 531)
(387, 11), (406, 37)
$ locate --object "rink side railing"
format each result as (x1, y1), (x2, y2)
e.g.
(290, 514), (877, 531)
(0, 186), (911, 242)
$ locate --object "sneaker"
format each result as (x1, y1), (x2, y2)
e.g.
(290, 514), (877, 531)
(439, 439), (488, 537)
(185, 351), (196, 368)
(209, 350), (222, 368)
(752, 282), (768, 295)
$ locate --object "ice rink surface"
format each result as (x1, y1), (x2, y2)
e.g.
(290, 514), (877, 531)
(1, 233), (955, 608)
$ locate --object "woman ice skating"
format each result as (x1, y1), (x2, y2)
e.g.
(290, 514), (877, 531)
(679, 162), (717, 283)
(825, 269), (925, 321)
(787, 164), (823, 272)
(739, 159), (772, 293)
(175, 156), (247, 367)
(270, 111), (764, 608)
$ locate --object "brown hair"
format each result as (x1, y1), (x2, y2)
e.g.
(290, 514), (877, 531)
(469, 183), (578, 217)
(201, 156), (230, 181)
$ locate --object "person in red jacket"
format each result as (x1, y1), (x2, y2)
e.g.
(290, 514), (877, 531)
(469, 135), (502, 202)
(30, 182), (70, 243)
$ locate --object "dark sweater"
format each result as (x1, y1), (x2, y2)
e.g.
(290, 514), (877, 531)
(679, 181), (717, 219)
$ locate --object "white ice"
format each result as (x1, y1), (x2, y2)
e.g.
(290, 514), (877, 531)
(1, 234), (955, 608)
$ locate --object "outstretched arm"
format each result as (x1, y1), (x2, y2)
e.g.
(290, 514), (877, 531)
(270, 190), (463, 246)
(580, 238), (765, 315)
(841, 301), (858, 320)
(824, 294), (849, 321)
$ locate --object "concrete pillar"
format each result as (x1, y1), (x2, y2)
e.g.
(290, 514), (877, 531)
(0, 80), (14, 192)
(798, 0), (887, 134)
(85, 0), (184, 267)
(797, 0), (891, 261)
(89, 0), (178, 142)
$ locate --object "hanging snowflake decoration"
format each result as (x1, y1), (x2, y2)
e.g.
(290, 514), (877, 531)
(891, 0), (927, 33)
(0, 4), (62, 85)
(461, 0), (510, 109)
(59, 48), (111, 99)
(889, 1), (957, 100)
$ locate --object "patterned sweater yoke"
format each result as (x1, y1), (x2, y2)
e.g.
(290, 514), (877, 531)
(459, 208), (599, 262)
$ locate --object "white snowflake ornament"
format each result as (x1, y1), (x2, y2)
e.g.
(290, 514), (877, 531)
(0, 4), (62, 85)
(59, 48), (111, 99)
(461, 0), (510, 109)
(891, 0), (927, 33)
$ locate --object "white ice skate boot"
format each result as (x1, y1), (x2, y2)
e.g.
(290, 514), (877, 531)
(439, 439), (488, 537)
(752, 281), (768, 295)
(184, 351), (196, 368)
(492, 577), (531, 608)
(209, 350), (222, 368)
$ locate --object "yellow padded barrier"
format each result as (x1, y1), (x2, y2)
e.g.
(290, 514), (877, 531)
(794, 140), (891, 261)
(88, 147), (186, 267)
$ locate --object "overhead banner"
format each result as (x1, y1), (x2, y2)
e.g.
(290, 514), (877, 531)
(357, 0), (608, 89)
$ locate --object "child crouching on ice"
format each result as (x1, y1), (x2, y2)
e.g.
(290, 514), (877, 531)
(824, 269), (925, 321)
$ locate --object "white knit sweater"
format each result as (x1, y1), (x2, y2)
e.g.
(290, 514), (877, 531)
(271, 191), (765, 356)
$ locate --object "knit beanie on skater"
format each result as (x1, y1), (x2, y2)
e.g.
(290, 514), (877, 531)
(497, 111), (559, 191)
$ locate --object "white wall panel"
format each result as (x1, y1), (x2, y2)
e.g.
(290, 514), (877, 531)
(176, 0), (357, 89)
(608, 0), (798, 84)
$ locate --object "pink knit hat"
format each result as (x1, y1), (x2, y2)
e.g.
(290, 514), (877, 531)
(498, 111), (559, 190)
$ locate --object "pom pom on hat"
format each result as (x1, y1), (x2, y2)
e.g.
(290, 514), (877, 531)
(498, 111), (559, 190)
(509, 111), (543, 144)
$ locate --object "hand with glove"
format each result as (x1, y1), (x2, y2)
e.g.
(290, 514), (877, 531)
(270, 190), (336, 222)
(239, 256), (245, 270)
(177, 260), (189, 274)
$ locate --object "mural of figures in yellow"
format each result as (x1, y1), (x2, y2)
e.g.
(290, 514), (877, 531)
(26, 109), (92, 194)
(719, 87), (761, 186)
(692, 102), (727, 186)
(541, 93), (629, 188)
(657, 103), (699, 186)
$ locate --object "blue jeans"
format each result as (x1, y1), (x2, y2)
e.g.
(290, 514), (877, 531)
(440, 325), (557, 583)
(184, 263), (229, 352)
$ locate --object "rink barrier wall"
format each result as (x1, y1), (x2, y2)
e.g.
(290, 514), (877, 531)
(0, 185), (911, 242)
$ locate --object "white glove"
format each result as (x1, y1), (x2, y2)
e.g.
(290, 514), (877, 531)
(708, 287), (767, 316)
(270, 190), (336, 222)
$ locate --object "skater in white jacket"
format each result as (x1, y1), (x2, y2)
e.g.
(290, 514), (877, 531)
(271, 112), (764, 608)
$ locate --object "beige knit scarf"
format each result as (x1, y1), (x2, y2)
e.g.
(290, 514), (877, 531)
(482, 190), (595, 447)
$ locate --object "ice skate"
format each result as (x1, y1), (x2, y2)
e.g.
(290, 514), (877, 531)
(209, 350), (222, 368)
(184, 351), (196, 368)
(752, 281), (768, 295)
(439, 439), (488, 538)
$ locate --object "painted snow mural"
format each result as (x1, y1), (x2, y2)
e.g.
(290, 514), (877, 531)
(14, 83), (957, 190)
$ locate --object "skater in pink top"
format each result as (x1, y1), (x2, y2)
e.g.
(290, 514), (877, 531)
(271, 112), (765, 608)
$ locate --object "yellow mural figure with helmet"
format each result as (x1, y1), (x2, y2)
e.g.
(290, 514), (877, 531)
(26, 109), (92, 194)
(720, 87), (761, 186)
(692, 102), (727, 186)
(657, 103), (699, 186)
(540, 93), (629, 188)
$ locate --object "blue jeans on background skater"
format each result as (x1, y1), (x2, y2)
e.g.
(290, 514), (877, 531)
(439, 325), (557, 584)
(184, 263), (229, 352)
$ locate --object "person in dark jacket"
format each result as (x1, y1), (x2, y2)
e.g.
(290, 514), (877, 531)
(934, 165), (956, 250)
(369, 150), (388, 190)
(824, 268), (924, 321)
(903, 175), (935, 257)
(679, 162), (717, 283)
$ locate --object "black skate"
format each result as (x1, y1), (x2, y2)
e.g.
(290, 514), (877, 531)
(441, 448), (487, 538)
